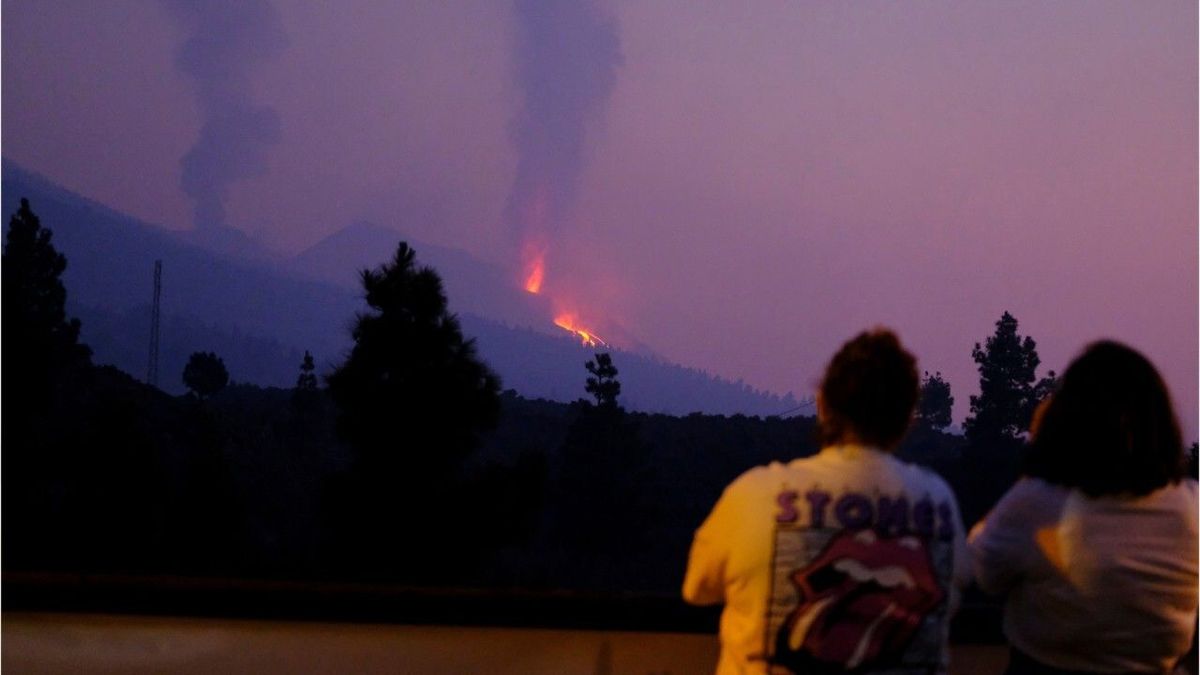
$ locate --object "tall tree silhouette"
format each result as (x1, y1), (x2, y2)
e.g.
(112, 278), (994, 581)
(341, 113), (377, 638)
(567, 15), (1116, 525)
(3, 198), (91, 399)
(554, 352), (656, 586)
(328, 242), (501, 470)
(3, 197), (94, 566)
(916, 371), (953, 432)
(964, 312), (1056, 445)
(183, 351), (229, 399)
(585, 352), (621, 408)
(296, 350), (318, 390)
(326, 242), (500, 579)
(957, 312), (1056, 525)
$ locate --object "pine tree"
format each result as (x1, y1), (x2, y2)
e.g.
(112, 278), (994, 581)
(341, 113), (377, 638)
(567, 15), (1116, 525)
(2, 198), (91, 388)
(296, 350), (318, 390)
(3, 198), (93, 564)
(585, 352), (621, 408)
(555, 351), (653, 581)
(325, 242), (501, 579)
(327, 242), (501, 473)
(916, 371), (954, 432)
(964, 312), (1056, 445)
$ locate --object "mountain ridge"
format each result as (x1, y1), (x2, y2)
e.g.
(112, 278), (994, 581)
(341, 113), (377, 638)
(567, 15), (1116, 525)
(2, 160), (799, 415)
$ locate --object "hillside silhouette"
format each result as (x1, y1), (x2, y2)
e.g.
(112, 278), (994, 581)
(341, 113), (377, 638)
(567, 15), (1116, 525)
(1, 161), (799, 415)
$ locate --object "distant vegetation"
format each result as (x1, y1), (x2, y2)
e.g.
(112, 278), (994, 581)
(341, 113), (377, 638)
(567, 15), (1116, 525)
(182, 351), (229, 399)
(4, 197), (1187, 594)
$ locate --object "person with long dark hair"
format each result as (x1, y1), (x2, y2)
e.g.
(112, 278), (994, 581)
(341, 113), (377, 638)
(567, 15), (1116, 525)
(684, 328), (970, 674)
(969, 340), (1198, 674)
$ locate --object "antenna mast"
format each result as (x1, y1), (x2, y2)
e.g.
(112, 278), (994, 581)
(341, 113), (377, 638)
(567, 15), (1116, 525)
(147, 260), (162, 387)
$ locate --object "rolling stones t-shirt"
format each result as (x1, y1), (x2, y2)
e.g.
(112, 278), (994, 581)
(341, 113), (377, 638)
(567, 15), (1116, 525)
(683, 444), (970, 675)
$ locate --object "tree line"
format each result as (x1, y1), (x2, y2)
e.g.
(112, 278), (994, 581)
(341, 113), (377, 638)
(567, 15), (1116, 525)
(4, 198), (1192, 592)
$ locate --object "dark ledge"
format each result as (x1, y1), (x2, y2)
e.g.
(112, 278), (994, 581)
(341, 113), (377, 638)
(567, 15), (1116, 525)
(2, 571), (1002, 642)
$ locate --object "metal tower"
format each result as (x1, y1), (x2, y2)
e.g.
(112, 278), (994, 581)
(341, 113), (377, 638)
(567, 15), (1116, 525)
(147, 260), (162, 387)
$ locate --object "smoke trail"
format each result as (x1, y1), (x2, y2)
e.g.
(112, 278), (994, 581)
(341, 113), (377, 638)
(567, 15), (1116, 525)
(163, 0), (287, 230)
(505, 0), (622, 267)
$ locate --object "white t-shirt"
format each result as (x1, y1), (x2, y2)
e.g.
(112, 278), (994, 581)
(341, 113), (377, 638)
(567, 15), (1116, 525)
(968, 477), (1199, 673)
(683, 444), (971, 675)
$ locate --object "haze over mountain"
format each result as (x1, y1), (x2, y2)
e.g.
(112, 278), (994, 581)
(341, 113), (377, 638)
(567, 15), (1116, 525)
(5, 2), (1194, 439)
(288, 220), (554, 334)
(2, 162), (800, 416)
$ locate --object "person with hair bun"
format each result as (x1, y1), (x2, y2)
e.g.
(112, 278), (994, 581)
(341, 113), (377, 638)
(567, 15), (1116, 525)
(969, 340), (1198, 675)
(684, 328), (970, 674)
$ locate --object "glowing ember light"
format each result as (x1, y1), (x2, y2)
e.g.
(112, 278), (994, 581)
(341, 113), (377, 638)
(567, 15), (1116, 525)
(524, 254), (545, 294)
(554, 313), (608, 348)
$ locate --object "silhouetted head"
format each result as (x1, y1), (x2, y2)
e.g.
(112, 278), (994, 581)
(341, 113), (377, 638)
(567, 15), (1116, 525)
(1025, 340), (1184, 497)
(818, 328), (919, 450)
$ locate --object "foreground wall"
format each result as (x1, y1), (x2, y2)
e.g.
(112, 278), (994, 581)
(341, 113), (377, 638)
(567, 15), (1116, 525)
(5, 613), (1008, 675)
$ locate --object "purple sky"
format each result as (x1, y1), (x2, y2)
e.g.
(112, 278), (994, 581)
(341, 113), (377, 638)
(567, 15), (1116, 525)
(4, 1), (1196, 438)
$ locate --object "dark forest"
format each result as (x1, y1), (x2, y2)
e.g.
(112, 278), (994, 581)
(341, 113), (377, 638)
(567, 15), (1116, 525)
(6, 197), (1195, 598)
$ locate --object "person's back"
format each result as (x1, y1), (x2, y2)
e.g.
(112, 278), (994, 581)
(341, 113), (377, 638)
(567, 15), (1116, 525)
(1060, 481), (1197, 669)
(683, 329), (970, 674)
(969, 341), (1199, 674)
(973, 477), (1198, 672)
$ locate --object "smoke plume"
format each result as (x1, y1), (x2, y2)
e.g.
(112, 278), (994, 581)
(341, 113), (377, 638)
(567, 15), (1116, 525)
(505, 0), (622, 263)
(163, 0), (287, 230)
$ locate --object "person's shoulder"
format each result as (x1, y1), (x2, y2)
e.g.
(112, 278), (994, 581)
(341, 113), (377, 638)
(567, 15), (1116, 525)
(985, 476), (1070, 526)
(886, 454), (957, 500)
(1154, 478), (1199, 516)
(1006, 475), (1070, 501)
(717, 459), (813, 499)
(726, 461), (789, 491)
(1175, 478), (1198, 499)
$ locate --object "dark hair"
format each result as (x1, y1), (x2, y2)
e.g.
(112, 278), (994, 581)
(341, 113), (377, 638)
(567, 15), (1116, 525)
(818, 328), (919, 449)
(1024, 340), (1184, 497)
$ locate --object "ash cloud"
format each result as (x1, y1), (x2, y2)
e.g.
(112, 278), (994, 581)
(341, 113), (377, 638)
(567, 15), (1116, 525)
(504, 0), (622, 250)
(163, 0), (287, 230)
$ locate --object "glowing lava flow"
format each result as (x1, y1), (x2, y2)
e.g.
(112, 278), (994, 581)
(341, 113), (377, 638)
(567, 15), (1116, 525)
(524, 255), (545, 294)
(554, 313), (608, 348)
(518, 242), (607, 348)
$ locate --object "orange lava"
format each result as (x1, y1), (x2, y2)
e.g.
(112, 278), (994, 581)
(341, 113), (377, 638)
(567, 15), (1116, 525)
(524, 256), (544, 294)
(554, 313), (608, 348)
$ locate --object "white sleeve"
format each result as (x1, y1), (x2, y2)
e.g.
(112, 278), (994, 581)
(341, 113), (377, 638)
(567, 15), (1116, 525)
(949, 490), (972, 592)
(967, 478), (1061, 595)
(682, 481), (739, 606)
